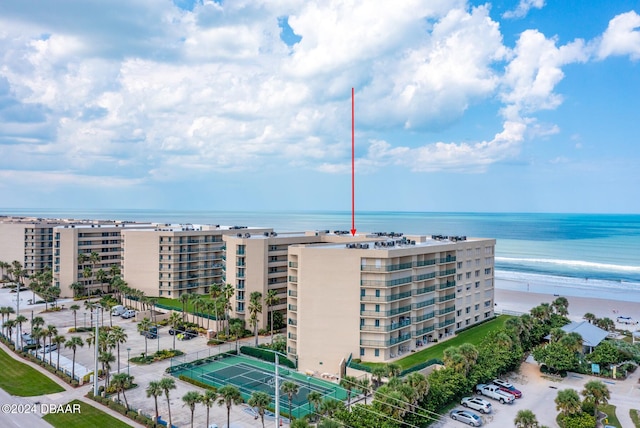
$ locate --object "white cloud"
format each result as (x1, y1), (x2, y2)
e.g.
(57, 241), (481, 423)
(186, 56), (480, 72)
(597, 11), (640, 60)
(502, 0), (545, 19)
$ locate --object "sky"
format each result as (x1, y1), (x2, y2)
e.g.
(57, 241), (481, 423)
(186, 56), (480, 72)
(0, 0), (639, 214)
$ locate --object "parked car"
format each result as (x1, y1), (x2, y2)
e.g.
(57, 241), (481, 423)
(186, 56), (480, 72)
(450, 409), (483, 426)
(169, 326), (198, 339)
(140, 326), (158, 339)
(42, 344), (58, 353)
(475, 384), (515, 404)
(111, 305), (125, 316)
(121, 309), (136, 319)
(491, 379), (523, 398)
(461, 396), (492, 414)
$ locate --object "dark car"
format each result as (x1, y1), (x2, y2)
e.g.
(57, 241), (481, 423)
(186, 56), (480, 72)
(141, 326), (158, 339)
(169, 327), (197, 339)
(492, 379), (522, 398)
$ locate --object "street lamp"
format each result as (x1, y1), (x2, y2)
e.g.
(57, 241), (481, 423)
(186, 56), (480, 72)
(127, 347), (131, 376)
(258, 348), (288, 428)
(83, 312), (86, 329)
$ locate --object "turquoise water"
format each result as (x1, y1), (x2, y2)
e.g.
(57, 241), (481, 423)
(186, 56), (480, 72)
(4, 209), (640, 292)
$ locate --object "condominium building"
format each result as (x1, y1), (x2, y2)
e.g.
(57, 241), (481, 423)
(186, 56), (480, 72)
(121, 224), (271, 298)
(53, 222), (152, 297)
(286, 234), (496, 375)
(223, 230), (362, 328)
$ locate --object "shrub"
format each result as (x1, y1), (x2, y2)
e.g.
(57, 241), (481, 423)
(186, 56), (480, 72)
(240, 346), (296, 368)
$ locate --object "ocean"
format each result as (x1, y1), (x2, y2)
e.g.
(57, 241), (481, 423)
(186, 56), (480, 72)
(4, 209), (640, 302)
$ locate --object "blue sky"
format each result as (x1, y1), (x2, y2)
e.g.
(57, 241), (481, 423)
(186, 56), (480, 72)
(0, 0), (639, 213)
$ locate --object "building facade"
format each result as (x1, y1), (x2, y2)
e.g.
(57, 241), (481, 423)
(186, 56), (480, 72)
(286, 234), (496, 374)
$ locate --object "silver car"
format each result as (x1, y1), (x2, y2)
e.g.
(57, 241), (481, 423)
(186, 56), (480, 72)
(450, 409), (483, 426)
(461, 396), (492, 414)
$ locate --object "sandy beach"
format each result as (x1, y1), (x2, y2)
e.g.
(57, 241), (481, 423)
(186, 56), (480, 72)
(495, 286), (640, 329)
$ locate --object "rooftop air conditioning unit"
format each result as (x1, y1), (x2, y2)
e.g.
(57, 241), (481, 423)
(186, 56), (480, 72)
(244, 233), (251, 238)
(237, 233), (242, 238)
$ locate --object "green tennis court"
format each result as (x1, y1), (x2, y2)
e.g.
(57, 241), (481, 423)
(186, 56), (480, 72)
(172, 354), (348, 418)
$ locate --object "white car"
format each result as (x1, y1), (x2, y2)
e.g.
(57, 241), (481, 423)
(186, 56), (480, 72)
(461, 396), (492, 414)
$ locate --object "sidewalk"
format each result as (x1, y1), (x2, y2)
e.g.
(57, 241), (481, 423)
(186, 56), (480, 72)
(0, 341), (145, 428)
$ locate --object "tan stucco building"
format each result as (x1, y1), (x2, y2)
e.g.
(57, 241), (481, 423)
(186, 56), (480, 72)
(286, 234), (496, 375)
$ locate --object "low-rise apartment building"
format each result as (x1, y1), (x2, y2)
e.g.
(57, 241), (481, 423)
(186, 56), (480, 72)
(286, 234), (495, 375)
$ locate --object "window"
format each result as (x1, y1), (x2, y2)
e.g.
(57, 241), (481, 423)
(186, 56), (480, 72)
(360, 289), (366, 297)
(375, 319), (380, 327)
(360, 318), (365, 326)
(485, 300), (492, 307)
(466, 260), (471, 268)
(476, 248), (481, 255)
(475, 315), (479, 322)
(475, 270), (480, 277)
(475, 304), (479, 310)
(465, 306), (470, 314)
(456, 310), (462, 316)
(457, 262), (462, 269)
(465, 319), (470, 325)
(360, 348), (365, 356)
(360, 303), (365, 312)
(475, 281), (480, 288)
(374, 349), (380, 357)
(457, 274), (462, 281)
(456, 322), (461, 328)
(484, 268), (492, 275)
(485, 246), (492, 254)
(475, 259), (480, 267)
(375, 304), (380, 312)
(375, 289), (380, 297)
(466, 272), (471, 279)
(485, 312), (491, 318)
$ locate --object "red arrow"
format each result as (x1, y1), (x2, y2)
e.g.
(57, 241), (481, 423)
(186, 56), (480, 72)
(351, 87), (357, 236)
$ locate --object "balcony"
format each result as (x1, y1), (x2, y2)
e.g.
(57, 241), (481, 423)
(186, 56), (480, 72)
(412, 312), (435, 323)
(438, 256), (456, 264)
(288, 261), (298, 268)
(288, 318), (297, 326)
(412, 299), (435, 309)
(437, 318), (455, 328)
(288, 304), (297, 312)
(415, 259), (436, 267)
(360, 276), (412, 287)
(360, 333), (412, 347)
(415, 285), (436, 295)
(414, 272), (436, 281)
(288, 332), (297, 340)
(438, 280), (456, 290)
(360, 305), (411, 317)
(413, 325), (435, 336)
(288, 276), (298, 283)
(438, 294), (455, 302)
(360, 291), (412, 302)
(288, 290), (297, 297)
(437, 306), (455, 315)
(360, 319), (411, 332)
(437, 269), (456, 277)
(361, 262), (413, 272)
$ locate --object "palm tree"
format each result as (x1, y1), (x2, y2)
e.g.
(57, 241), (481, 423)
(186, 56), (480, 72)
(583, 312), (596, 324)
(179, 293), (191, 322)
(514, 409), (540, 428)
(52, 334), (66, 369)
(248, 391), (271, 428)
(108, 326), (128, 373)
(248, 291), (263, 346)
(64, 336), (84, 381)
(357, 377), (372, 405)
(371, 365), (387, 388)
(231, 321), (245, 353)
(405, 372), (429, 405)
(99, 351), (115, 389)
(95, 269), (108, 294)
(0, 306), (10, 335)
(70, 282), (85, 298)
(159, 377), (177, 428)
(384, 362), (401, 378)
(45, 324), (58, 365)
(217, 385), (243, 428)
(182, 391), (201, 428)
(317, 420), (340, 428)
(138, 317), (152, 356)
(291, 419), (312, 428)
(221, 283), (234, 335)
(307, 390), (323, 421)
(458, 343), (479, 374)
(281, 381), (300, 421)
(209, 283), (222, 331)
(199, 388), (218, 428)
(168, 311), (182, 350)
(265, 289), (279, 344)
(146, 380), (163, 423)
(84, 300), (96, 326)
(31, 327), (44, 359)
(581, 380), (610, 418)
(69, 304), (80, 330)
(4, 319), (15, 343)
(560, 332), (583, 354)
(339, 375), (358, 409)
(31, 315), (45, 329)
(190, 294), (204, 325)
(318, 398), (343, 419)
(554, 389), (581, 416)
(111, 373), (133, 410)
(203, 299), (216, 330)
(15, 315), (27, 349)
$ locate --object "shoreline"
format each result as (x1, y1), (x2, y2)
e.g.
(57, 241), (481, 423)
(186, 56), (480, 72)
(494, 287), (640, 328)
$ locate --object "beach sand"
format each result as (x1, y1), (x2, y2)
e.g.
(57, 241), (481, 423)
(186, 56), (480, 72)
(494, 287), (640, 329)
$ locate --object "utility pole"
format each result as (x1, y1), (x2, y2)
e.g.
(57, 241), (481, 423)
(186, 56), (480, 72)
(94, 306), (100, 397)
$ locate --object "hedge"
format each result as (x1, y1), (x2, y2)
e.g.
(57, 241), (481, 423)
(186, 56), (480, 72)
(240, 346), (296, 368)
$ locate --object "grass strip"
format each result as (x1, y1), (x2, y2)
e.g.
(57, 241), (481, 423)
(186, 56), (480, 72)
(0, 347), (64, 396)
(43, 399), (132, 428)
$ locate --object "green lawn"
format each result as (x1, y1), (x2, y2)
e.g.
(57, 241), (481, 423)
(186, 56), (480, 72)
(630, 409), (640, 428)
(156, 296), (219, 315)
(0, 348), (65, 396)
(363, 316), (512, 370)
(43, 399), (132, 428)
(600, 404), (622, 428)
